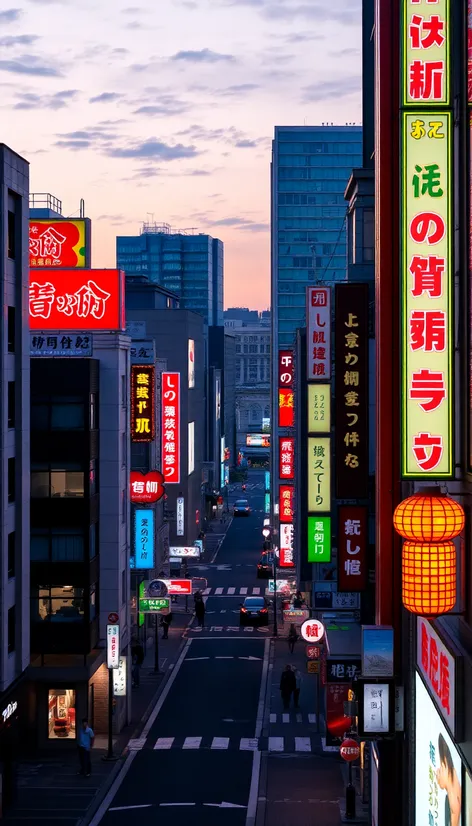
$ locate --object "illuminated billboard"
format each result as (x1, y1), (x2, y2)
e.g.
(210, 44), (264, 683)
(306, 287), (331, 380)
(402, 0), (449, 107)
(134, 509), (155, 570)
(278, 389), (294, 427)
(401, 112), (453, 477)
(279, 437), (294, 480)
(307, 384), (330, 433)
(307, 437), (330, 512)
(307, 516), (331, 563)
(246, 434), (270, 448)
(279, 485), (294, 523)
(29, 269), (125, 332)
(29, 219), (87, 268)
(131, 365), (155, 443)
(162, 372), (180, 483)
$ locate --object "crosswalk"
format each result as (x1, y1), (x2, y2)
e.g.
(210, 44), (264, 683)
(202, 586), (264, 596)
(127, 734), (320, 753)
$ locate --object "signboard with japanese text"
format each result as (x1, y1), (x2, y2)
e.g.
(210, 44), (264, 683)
(307, 437), (330, 512)
(401, 111), (453, 477)
(247, 434), (270, 448)
(326, 683), (351, 745)
(113, 657), (127, 697)
(337, 506), (368, 592)
(279, 485), (294, 523)
(130, 471), (164, 504)
(29, 269), (125, 332)
(308, 384), (331, 433)
(188, 339), (195, 388)
(138, 597), (170, 614)
(279, 524), (295, 567)
(130, 340), (155, 364)
(131, 365), (155, 443)
(307, 515), (331, 563)
(177, 497), (184, 536)
(169, 546), (200, 557)
(279, 437), (294, 480)
(415, 673), (462, 826)
(307, 660), (320, 674)
(30, 332), (92, 357)
(402, 0), (449, 107)
(106, 624), (120, 669)
(279, 388), (294, 427)
(29, 219), (87, 268)
(335, 284), (369, 498)
(417, 618), (456, 734)
(314, 590), (360, 610)
(134, 509), (155, 570)
(326, 659), (361, 684)
(278, 350), (294, 386)
(301, 619), (325, 643)
(362, 683), (391, 734)
(306, 287), (331, 379)
(162, 372), (180, 483)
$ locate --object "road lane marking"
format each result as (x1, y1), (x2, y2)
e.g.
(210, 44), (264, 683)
(252, 587), (260, 595)
(141, 639), (192, 739)
(109, 804), (152, 811)
(205, 802), (247, 808)
(240, 587), (248, 594)
(185, 657), (210, 661)
(256, 639), (270, 739)
(211, 737), (230, 749)
(203, 588), (211, 595)
(228, 587), (236, 594)
(240, 738), (259, 751)
(295, 737), (311, 752)
(183, 737), (202, 749)
(308, 714), (317, 724)
(268, 737), (284, 751)
(160, 802), (196, 807)
(89, 751), (138, 826)
(246, 749), (261, 826)
(270, 713), (276, 724)
(282, 714), (290, 723)
(154, 738), (174, 750)
(215, 587), (224, 595)
(215, 656), (233, 659)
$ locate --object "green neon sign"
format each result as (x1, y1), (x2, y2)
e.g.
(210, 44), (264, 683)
(138, 597), (170, 614)
(307, 516), (331, 563)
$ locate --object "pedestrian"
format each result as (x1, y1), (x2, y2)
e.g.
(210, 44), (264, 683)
(160, 611), (173, 639)
(288, 623), (299, 654)
(280, 665), (296, 710)
(292, 591), (303, 609)
(195, 598), (205, 628)
(77, 718), (94, 777)
(293, 666), (302, 708)
(131, 639), (144, 687)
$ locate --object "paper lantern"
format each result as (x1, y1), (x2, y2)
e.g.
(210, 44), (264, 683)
(393, 492), (464, 542)
(402, 541), (456, 616)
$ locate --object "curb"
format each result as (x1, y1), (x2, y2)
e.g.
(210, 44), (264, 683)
(255, 638), (275, 826)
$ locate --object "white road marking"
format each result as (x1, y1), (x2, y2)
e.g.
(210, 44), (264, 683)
(215, 656), (233, 659)
(228, 587), (236, 594)
(246, 750), (262, 825)
(270, 713), (276, 724)
(141, 640), (192, 738)
(295, 737), (312, 752)
(282, 714), (290, 724)
(252, 587), (260, 595)
(269, 737), (284, 752)
(215, 587), (224, 595)
(109, 804), (152, 812)
(239, 656), (262, 661)
(161, 802), (196, 807)
(128, 738), (146, 750)
(240, 738), (259, 751)
(205, 802), (247, 809)
(183, 737), (202, 749)
(211, 737), (230, 750)
(308, 714), (317, 724)
(88, 752), (138, 826)
(240, 587), (248, 595)
(203, 588), (211, 595)
(154, 738), (174, 750)
(185, 657), (210, 661)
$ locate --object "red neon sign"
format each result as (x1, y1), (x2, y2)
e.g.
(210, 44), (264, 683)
(29, 269), (124, 331)
(130, 470), (164, 504)
(162, 372), (180, 484)
(279, 485), (294, 523)
(279, 437), (294, 480)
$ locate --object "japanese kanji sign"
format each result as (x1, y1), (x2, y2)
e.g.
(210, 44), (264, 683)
(402, 112), (453, 477)
(308, 384), (331, 433)
(29, 219), (87, 268)
(335, 283), (369, 498)
(402, 0), (449, 106)
(337, 506), (368, 592)
(279, 388), (294, 427)
(417, 618), (456, 733)
(279, 524), (295, 567)
(326, 659), (361, 684)
(278, 350), (294, 387)
(130, 471), (164, 504)
(29, 269), (124, 332)
(306, 287), (331, 380)
(279, 484), (294, 523)
(279, 437), (294, 480)
(30, 332), (92, 357)
(131, 365), (155, 444)
(130, 339), (155, 364)
(134, 509), (155, 570)
(162, 372), (181, 484)
(307, 515), (331, 563)
(307, 437), (330, 512)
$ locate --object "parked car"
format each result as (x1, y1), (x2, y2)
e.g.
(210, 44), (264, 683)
(240, 596), (269, 626)
(233, 499), (251, 517)
(257, 552), (275, 578)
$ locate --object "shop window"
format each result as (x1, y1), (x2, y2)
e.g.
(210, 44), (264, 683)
(35, 586), (85, 622)
(48, 689), (76, 739)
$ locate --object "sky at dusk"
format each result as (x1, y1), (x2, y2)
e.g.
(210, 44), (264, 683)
(2, 0), (362, 309)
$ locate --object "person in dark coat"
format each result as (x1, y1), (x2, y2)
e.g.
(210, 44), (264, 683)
(195, 598), (206, 628)
(160, 612), (173, 639)
(288, 623), (299, 654)
(280, 665), (296, 710)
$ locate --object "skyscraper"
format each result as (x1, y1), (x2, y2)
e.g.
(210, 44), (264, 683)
(116, 223), (224, 327)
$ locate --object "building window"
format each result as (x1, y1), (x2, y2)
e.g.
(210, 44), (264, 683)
(48, 689), (76, 740)
(122, 432), (126, 467)
(250, 405), (261, 424)
(8, 532), (15, 579)
(31, 465), (84, 498)
(7, 382), (15, 428)
(31, 530), (49, 560)
(8, 457), (15, 503)
(31, 529), (84, 562)
(7, 306), (15, 353)
(34, 586), (84, 623)
(7, 210), (15, 260)
(51, 401), (84, 430)
(7, 606), (15, 653)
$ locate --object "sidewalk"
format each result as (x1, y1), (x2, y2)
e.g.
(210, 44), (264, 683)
(1, 614), (192, 826)
(256, 632), (345, 826)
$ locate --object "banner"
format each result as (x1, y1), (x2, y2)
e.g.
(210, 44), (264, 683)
(337, 506), (368, 592)
(162, 372), (180, 483)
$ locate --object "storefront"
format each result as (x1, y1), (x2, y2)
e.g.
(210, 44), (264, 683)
(0, 675), (30, 813)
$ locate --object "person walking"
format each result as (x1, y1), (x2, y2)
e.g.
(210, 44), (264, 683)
(293, 666), (302, 708)
(288, 623), (299, 654)
(195, 597), (206, 628)
(131, 640), (144, 687)
(160, 611), (173, 639)
(280, 665), (296, 710)
(77, 718), (94, 777)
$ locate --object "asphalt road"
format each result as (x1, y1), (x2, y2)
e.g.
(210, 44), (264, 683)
(95, 469), (269, 826)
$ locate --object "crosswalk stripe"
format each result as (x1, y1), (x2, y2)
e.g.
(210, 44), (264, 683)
(240, 587), (248, 595)
(252, 587), (260, 595)
(154, 737), (174, 750)
(308, 714), (317, 724)
(203, 588), (211, 595)
(240, 738), (259, 751)
(183, 737), (202, 749)
(215, 587), (224, 595)
(269, 713), (276, 724)
(268, 737), (284, 752)
(295, 737), (311, 752)
(228, 587), (236, 595)
(211, 737), (230, 750)
(282, 714), (290, 724)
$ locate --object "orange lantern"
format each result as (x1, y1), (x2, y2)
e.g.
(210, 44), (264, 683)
(402, 541), (456, 616)
(393, 490), (464, 542)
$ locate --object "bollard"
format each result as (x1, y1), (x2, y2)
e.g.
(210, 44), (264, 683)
(345, 781), (356, 820)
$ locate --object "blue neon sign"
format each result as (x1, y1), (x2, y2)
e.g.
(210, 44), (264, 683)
(134, 509), (155, 570)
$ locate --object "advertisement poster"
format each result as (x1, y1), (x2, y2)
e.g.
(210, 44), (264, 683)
(465, 772), (472, 825)
(415, 673), (462, 826)
(362, 626), (394, 677)
(29, 269), (124, 332)
(29, 219), (87, 268)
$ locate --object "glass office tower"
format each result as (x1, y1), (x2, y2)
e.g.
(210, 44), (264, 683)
(117, 224), (224, 326)
(271, 125), (362, 348)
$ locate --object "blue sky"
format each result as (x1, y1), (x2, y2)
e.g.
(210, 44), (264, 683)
(1, 0), (362, 308)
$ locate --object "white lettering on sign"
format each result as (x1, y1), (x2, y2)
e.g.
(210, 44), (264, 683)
(2, 701), (17, 723)
(417, 618), (455, 733)
(107, 624), (120, 670)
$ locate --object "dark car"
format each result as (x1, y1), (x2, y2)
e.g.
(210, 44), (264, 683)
(257, 552), (275, 578)
(233, 499), (251, 517)
(240, 596), (269, 626)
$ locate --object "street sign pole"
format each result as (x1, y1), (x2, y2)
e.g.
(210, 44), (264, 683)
(107, 667), (114, 759)
(104, 618), (120, 763)
(154, 616), (160, 674)
(273, 556), (277, 637)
